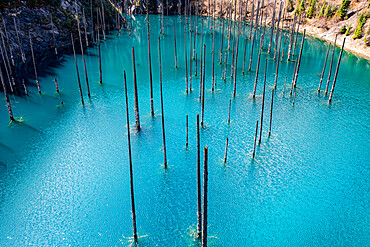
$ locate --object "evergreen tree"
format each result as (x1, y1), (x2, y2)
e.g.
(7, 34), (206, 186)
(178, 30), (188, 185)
(307, 0), (317, 18)
(337, 0), (351, 20)
(318, 1), (326, 18)
(295, 0), (306, 15)
(340, 25), (347, 34)
(324, 4), (332, 18)
(353, 13), (369, 39)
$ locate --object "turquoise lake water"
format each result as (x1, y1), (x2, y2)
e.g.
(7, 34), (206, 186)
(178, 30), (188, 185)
(0, 15), (369, 246)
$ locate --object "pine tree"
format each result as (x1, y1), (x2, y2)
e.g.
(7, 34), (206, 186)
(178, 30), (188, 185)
(353, 13), (368, 39)
(318, 1), (326, 18)
(337, 0), (351, 20)
(295, 0), (306, 15)
(324, 4), (332, 18)
(307, 0), (317, 18)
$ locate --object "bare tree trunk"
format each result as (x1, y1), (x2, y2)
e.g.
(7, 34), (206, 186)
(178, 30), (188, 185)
(325, 34), (338, 95)
(196, 113), (202, 239)
(329, 38), (345, 103)
(76, 1), (90, 98)
(318, 44), (331, 92)
(29, 31), (41, 94)
(158, 37), (167, 167)
(202, 146), (209, 246)
(268, 0), (277, 54)
(132, 47), (141, 130)
(252, 34), (264, 97)
(258, 58), (267, 143)
(0, 67), (14, 121)
(71, 34), (84, 104)
(123, 71), (138, 242)
(147, 11), (154, 115)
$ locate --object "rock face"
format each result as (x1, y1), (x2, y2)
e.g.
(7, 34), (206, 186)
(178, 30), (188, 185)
(1, 1), (90, 75)
(0, 0), (183, 94)
(0, 0), (117, 93)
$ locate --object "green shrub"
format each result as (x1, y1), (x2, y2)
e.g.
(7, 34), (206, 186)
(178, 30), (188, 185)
(332, 6), (339, 14)
(307, 0), (317, 18)
(345, 24), (352, 35)
(340, 25), (347, 34)
(287, 0), (294, 12)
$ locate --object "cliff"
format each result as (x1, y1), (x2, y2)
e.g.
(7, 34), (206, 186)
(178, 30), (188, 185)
(0, 0), (117, 94)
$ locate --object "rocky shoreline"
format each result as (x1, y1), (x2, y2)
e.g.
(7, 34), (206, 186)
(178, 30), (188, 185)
(300, 0), (370, 60)
(301, 24), (370, 60)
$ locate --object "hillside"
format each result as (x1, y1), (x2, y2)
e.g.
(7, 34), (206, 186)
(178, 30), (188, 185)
(201, 0), (370, 59)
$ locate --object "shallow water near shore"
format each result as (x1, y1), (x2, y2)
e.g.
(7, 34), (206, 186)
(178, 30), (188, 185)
(0, 15), (369, 246)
